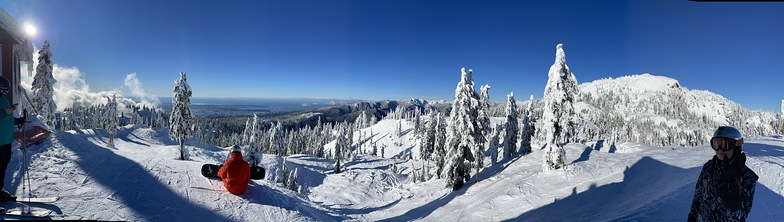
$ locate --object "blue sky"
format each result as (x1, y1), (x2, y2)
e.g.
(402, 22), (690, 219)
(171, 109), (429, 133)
(2, 0), (783, 111)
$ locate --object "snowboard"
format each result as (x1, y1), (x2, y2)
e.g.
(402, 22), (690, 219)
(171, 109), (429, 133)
(0, 207), (53, 217)
(201, 164), (222, 179)
(250, 166), (265, 180)
(201, 164), (265, 180)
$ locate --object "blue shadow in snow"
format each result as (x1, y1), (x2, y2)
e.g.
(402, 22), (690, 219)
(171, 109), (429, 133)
(571, 147), (592, 164)
(242, 183), (345, 221)
(503, 156), (784, 221)
(380, 154), (525, 222)
(594, 140), (604, 151)
(56, 131), (227, 221)
(505, 157), (699, 221)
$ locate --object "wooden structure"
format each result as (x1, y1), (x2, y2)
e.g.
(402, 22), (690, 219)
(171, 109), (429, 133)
(0, 7), (35, 114)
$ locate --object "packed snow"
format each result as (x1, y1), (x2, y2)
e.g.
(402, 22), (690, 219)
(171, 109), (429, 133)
(1, 118), (782, 221)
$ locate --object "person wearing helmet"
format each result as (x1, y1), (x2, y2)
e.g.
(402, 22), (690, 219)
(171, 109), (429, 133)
(0, 76), (16, 201)
(688, 126), (758, 221)
(218, 145), (250, 195)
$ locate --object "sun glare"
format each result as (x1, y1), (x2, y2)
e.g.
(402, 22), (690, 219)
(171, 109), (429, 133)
(23, 23), (37, 36)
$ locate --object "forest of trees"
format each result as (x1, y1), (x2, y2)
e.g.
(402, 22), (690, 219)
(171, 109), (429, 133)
(30, 42), (782, 193)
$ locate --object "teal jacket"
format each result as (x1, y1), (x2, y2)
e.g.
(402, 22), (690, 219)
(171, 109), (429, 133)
(0, 99), (13, 145)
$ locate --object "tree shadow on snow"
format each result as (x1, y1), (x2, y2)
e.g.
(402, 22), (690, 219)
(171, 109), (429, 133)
(391, 146), (414, 160)
(113, 130), (151, 147)
(744, 142), (784, 158)
(570, 147), (592, 164)
(594, 140), (604, 151)
(380, 155), (525, 222)
(503, 156), (784, 221)
(241, 183), (345, 221)
(379, 183), (470, 222)
(53, 131), (227, 221)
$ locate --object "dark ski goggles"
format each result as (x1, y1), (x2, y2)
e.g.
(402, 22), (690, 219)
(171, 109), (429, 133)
(710, 137), (741, 151)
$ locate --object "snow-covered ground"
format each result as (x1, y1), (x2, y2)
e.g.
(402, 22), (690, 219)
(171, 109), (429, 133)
(1, 120), (782, 221)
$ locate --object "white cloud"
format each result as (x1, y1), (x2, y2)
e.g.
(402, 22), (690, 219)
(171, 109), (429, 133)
(20, 47), (158, 113)
(124, 73), (160, 108)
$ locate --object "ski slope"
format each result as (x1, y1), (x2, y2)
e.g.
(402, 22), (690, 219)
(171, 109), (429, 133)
(1, 120), (782, 221)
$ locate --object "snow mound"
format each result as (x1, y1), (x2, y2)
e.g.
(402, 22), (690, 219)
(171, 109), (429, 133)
(580, 73), (681, 94)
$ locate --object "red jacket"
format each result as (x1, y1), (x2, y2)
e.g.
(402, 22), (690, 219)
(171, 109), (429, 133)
(218, 152), (251, 195)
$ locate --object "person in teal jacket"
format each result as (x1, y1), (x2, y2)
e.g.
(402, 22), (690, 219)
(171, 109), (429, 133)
(0, 76), (15, 201)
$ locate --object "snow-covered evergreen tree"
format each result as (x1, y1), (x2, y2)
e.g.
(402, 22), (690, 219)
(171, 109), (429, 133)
(414, 109), (423, 139)
(542, 44), (577, 171)
(433, 111), (446, 179)
(443, 68), (481, 190)
(243, 114), (263, 166)
(32, 40), (57, 126)
(241, 118), (252, 145)
(489, 124), (501, 165)
(519, 95), (534, 154)
(395, 119), (402, 137)
(419, 110), (437, 160)
(334, 126), (345, 173)
(269, 121), (285, 155)
(287, 167), (299, 192)
(504, 92), (519, 159)
(355, 111), (368, 129)
(474, 84), (491, 183)
(169, 72), (193, 160)
(104, 95), (119, 147)
(277, 158), (289, 184)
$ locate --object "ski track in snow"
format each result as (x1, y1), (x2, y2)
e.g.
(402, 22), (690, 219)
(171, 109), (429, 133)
(0, 120), (782, 221)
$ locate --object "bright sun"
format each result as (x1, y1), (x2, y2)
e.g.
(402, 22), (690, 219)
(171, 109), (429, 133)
(23, 23), (37, 36)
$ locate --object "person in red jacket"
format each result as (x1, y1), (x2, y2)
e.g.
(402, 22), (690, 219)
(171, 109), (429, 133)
(218, 145), (250, 195)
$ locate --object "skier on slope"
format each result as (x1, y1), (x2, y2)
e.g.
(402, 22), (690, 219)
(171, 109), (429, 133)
(218, 145), (251, 195)
(688, 126), (758, 221)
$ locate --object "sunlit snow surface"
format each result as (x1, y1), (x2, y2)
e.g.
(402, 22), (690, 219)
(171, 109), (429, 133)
(2, 120), (782, 221)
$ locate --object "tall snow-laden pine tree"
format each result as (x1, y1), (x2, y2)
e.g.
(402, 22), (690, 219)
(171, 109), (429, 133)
(32, 40), (57, 126)
(419, 110), (437, 160)
(433, 111), (447, 179)
(269, 121), (285, 155)
(519, 95), (535, 154)
(334, 126), (346, 173)
(504, 92), (519, 159)
(104, 95), (119, 147)
(243, 114), (263, 166)
(489, 124), (501, 165)
(542, 44), (578, 171)
(287, 167), (299, 192)
(169, 72), (193, 160)
(474, 84), (491, 183)
(443, 68), (481, 190)
(779, 99), (784, 135)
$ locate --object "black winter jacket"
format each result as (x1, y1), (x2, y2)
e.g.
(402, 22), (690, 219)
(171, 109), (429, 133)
(688, 155), (758, 222)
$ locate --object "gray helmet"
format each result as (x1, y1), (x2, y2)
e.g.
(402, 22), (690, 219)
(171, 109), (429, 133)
(231, 145), (242, 154)
(0, 76), (9, 92)
(712, 126), (743, 153)
(712, 126), (743, 140)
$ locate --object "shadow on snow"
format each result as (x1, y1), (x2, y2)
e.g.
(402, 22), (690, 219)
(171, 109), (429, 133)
(54, 130), (227, 221)
(504, 156), (784, 221)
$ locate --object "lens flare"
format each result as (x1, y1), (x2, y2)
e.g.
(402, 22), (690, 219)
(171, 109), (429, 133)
(23, 23), (37, 36)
